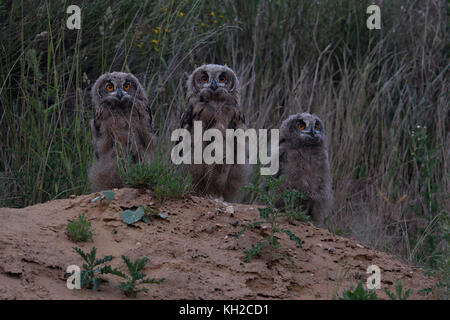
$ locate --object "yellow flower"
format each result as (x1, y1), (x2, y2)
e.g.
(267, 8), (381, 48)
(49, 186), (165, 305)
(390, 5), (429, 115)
(213, 20), (217, 24)
(137, 43), (143, 48)
(200, 22), (206, 27)
(210, 12), (215, 16)
(219, 15), (224, 19)
(178, 11), (185, 17)
(152, 28), (160, 34)
(164, 28), (170, 33)
(151, 39), (158, 44)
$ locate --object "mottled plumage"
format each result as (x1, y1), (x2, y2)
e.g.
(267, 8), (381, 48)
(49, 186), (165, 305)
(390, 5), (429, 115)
(88, 72), (155, 191)
(179, 64), (250, 201)
(275, 113), (333, 226)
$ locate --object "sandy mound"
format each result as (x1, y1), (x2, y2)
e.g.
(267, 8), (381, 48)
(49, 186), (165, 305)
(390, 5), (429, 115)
(0, 188), (435, 299)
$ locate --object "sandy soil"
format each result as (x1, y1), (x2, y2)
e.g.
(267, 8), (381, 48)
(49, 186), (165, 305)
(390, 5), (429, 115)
(0, 188), (436, 299)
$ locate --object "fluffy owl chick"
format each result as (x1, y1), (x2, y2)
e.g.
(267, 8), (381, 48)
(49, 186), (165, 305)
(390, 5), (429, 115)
(275, 113), (333, 227)
(88, 72), (155, 191)
(179, 64), (250, 201)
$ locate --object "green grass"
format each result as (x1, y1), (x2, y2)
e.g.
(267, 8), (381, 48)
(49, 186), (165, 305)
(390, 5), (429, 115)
(66, 213), (93, 242)
(0, 0), (448, 282)
(117, 153), (192, 202)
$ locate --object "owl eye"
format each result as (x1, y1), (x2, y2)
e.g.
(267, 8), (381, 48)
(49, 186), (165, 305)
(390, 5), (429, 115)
(297, 122), (306, 130)
(200, 74), (209, 83)
(218, 74), (227, 83)
(105, 83), (114, 92)
(123, 82), (131, 91)
(314, 123), (321, 131)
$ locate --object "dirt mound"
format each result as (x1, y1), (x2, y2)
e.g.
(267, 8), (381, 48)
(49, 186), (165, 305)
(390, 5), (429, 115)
(0, 188), (435, 299)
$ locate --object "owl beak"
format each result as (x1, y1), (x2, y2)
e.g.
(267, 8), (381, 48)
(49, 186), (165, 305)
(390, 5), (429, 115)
(306, 128), (315, 136)
(116, 89), (124, 100)
(210, 79), (218, 91)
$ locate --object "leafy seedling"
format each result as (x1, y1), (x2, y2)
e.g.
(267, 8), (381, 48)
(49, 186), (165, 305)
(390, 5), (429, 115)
(66, 213), (93, 242)
(384, 280), (411, 300)
(121, 205), (168, 225)
(338, 282), (378, 300)
(116, 256), (165, 298)
(282, 189), (310, 222)
(121, 206), (145, 225)
(70, 246), (123, 290)
(236, 176), (305, 265)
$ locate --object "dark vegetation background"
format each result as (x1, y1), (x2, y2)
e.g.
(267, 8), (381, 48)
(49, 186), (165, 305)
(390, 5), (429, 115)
(0, 0), (448, 292)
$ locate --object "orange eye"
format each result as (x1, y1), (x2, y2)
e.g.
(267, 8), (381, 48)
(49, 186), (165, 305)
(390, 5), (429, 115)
(106, 83), (114, 92)
(297, 122), (306, 130)
(218, 74), (227, 83)
(314, 124), (320, 131)
(201, 74), (209, 83)
(123, 83), (130, 91)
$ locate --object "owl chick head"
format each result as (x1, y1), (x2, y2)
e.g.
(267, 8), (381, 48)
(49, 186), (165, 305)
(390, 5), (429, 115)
(187, 64), (240, 105)
(92, 72), (147, 108)
(280, 112), (326, 147)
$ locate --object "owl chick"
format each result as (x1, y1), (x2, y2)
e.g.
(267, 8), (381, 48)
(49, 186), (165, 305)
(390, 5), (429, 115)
(88, 72), (155, 191)
(274, 113), (333, 227)
(179, 64), (250, 201)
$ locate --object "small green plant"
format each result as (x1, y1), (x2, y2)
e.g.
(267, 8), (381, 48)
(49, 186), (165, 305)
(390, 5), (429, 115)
(118, 155), (192, 202)
(118, 156), (161, 189)
(66, 213), (93, 242)
(152, 166), (193, 202)
(338, 282), (378, 300)
(235, 176), (305, 265)
(384, 280), (411, 300)
(117, 256), (165, 298)
(281, 189), (310, 222)
(70, 247), (123, 291)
